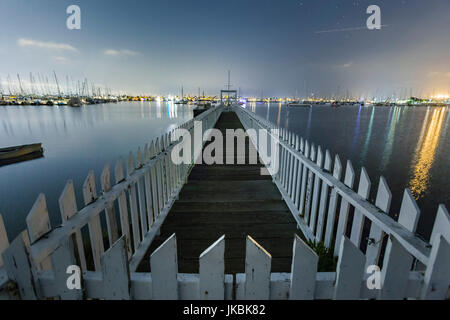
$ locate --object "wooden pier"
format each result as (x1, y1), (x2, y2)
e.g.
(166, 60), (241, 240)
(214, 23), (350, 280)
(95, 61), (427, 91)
(138, 112), (299, 273)
(0, 104), (448, 300)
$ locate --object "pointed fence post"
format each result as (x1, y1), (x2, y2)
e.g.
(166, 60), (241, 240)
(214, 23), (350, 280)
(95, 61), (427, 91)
(365, 176), (392, 269)
(0, 214), (9, 267)
(324, 154), (342, 248)
(290, 235), (318, 300)
(316, 150), (332, 241)
(115, 159), (132, 258)
(350, 167), (371, 247)
(50, 236), (82, 300)
(199, 235), (225, 300)
(150, 233), (178, 299)
(26, 194), (51, 244)
(420, 235), (450, 300)
(244, 236), (271, 300)
(2, 235), (38, 300)
(101, 164), (119, 246)
(430, 205), (450, 245)
(127, 151), (142, 250)
(100, 236), (131, 300)
(309, 146), (324, 233)
(59, 181), (87, 272)
(333, 236), (366, 300)
(82, 171), (105, 271)
(379, 189), (420, 299)
(334, 160), (355, 256)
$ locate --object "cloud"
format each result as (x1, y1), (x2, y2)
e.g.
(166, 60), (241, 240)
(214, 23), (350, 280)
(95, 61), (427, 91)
(17, 38), (78, 52)
(103, 49), (139, 56)
(54, 56), (69, 63)
(335, 62), (353, 68)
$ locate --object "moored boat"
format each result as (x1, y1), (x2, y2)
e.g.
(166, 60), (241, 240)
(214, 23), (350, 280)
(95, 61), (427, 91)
(0, 143), (44, 166)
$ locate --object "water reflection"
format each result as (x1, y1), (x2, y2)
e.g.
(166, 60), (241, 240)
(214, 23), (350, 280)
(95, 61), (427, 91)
(360, 107), (375, 166)
(380, 107), (400, 171)
(409, 107), (447, 199)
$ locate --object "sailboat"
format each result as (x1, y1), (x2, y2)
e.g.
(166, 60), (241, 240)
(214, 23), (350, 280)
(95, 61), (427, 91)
(175, 86), (188, 104)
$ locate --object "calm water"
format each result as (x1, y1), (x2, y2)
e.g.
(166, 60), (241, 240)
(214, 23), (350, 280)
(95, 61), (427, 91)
(247, 103), (450, 240)
(0, 102), (449, 241)
(0, 102), (195, 240)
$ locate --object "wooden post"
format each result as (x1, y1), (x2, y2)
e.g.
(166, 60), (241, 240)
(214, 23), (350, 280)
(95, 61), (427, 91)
(316, 150), (332, 241)
(350, 167), (371, 247)
(365, 176), (392, 269)
(26, 194), (51, 244)
(101, 164), (120, 246)
(127, 152), (142, 250)
(0, 214), (9, 267)
(309, 146), (324, 234)
(379, 189), (420, 299)
(199, 235), (225, 300)
(333, 236), (366, 300)
(324, 154), (342, 248)
(334, 160), (355, 256)
(58, 180), (87, 271)
(290, 235), (318, 300)
(115, 158), (132, 258)
(82, 171), (105, 271)
(101, 236), (131, 300)
(244, 236), (271, 300)
(150, 233), (178, 299)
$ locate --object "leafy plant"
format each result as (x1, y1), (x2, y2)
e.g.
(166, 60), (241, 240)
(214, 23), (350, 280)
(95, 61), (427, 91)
(306, 239), (338, 272)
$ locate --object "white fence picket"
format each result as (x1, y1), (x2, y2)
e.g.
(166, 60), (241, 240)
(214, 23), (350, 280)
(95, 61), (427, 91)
(324, 154), (342, 248)
(100, 236), (131, 300)
(2, 235), (37, 299)
(82, 171), (104, 271)
(115, 158), (132, 258)
(58, 180), (87, 272)
(49, 236), (82, 300)
(430, 204), (450, 244)
(101, 164), (120, 246)
(420, 235), (450, 299)
(365, 176), (392, 269)
(199, 235), (225, 300)
(309, 146), (324, 233)
(379, 189), (420, 299)
(350, 167), (371, 247)
(243, 236), (271, 300)
(334, 160), (355, 256)
(150, 233), (178, 299)
(290, 235), (318, 300)
(333, 236), (366, 300)
(0, 214), (9, 267)
(127, 152), (142, 250)
(26, 194), (51, 244)
(315, 150), (332, 241)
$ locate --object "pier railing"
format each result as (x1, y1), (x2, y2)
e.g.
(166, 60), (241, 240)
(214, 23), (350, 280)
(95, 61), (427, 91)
(0, 104), (224, 298)
(0, 103), (448, 300)
(233, 104), (449, 299)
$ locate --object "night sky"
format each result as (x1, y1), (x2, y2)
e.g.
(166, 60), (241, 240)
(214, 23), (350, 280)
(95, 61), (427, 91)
(0, 0), (449, 97)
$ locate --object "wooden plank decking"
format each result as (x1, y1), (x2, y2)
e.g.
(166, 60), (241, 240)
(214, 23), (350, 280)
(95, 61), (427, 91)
(137, 111), (299, 273)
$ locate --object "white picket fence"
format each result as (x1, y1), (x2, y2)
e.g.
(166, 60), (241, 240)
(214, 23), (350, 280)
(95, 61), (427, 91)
(0, 104), (449, 300)
(233, 105), (450, 300)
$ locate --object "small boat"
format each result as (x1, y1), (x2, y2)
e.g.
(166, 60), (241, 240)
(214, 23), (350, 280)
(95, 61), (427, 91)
(0, 143), (44, 166)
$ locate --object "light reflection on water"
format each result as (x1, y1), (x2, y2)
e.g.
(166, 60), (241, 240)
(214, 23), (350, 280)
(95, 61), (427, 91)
(409, 107), (446, 199)
(248, 103), (449, 238)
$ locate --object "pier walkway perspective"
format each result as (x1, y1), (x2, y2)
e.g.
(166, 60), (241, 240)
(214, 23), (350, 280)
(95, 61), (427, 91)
(0, 104), (448, 300)
(138, 111), (298, 274)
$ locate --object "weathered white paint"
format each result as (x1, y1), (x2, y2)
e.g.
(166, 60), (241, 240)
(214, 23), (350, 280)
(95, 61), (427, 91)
(333, 236), (365, 300)
(334, 160), (355, 256)
(199, 235), (225, 300)
(365, 176), (392, 269)
(324, 155), (342, 248)
(243, 236), (271, 300)
(430, 205), (450, 245)
(0, 215), (10, 267)
(101, 164), (119, 246)
(290, 235), (318, 300)
(150, 233), (178, 299)
(25, 194), (51, 246)
(350, 167), (371, 247)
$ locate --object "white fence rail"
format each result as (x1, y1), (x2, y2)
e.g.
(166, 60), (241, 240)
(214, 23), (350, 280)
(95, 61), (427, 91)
(0, 104), (449, 300)
(233, 105), (449, 300)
